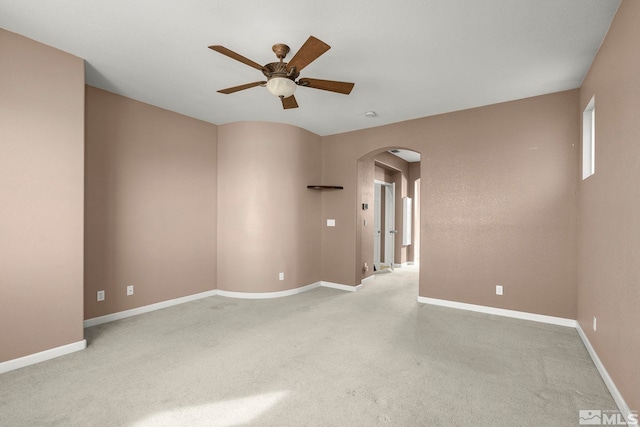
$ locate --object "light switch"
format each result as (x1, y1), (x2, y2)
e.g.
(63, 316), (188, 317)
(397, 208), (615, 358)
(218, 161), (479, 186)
(327, 219), (336, 227)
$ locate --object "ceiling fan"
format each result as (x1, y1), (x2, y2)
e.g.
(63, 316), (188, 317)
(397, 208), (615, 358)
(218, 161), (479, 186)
(208, 36), (355, 109)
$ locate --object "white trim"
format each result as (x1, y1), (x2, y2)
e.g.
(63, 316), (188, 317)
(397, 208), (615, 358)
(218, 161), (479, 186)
(402, 197), (412, 246)
(576, 324), (635, 423)
(417, 297), (577, 328)
(321, 281), (362, 292)
(418, 297), (635, 422)
(84, 290), (218, 327)
(361, 275), (375, 285)
(217, 282), (320, 299)
(582, 95), (596, 180)
(0, 339), (86, 374)
(374, 179), (393, 185)
(84, 280), (363, 328)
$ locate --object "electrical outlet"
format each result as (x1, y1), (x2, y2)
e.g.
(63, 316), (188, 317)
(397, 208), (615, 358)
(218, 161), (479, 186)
(127, 285), (134, 296)
(97, 290), (105, 301)
(496, 285), (503, 296)
(279, 272), (284, 281)
(593, 316), (597, 331)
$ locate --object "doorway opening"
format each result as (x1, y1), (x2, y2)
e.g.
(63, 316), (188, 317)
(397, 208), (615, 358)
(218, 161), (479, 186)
(373, 180), (395, 273)
(356, 148), (421, 294)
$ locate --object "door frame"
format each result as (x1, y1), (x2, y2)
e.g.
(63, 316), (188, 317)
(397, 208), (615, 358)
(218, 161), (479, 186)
(373, 182), (382, 271)
(374, 179), (395, 270)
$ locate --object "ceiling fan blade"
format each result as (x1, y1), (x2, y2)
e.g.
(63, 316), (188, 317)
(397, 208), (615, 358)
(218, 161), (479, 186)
(281, 95), (299, 109)
(217, 81), (266, 94)
(208, 45), (264, 71)
(286, 36), (330, 73)
(298, 78), (354, 95)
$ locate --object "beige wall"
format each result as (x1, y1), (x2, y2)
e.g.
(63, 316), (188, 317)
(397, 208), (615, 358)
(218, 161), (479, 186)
(357, 159), (376, 280)
(0, 29), (85, 362)
(84, 86), (217, 319)
(217, 122), (322, 293)
(578, 0), (640, 411)
(374, 165), (388, 182)
(322, 90), (580, 320)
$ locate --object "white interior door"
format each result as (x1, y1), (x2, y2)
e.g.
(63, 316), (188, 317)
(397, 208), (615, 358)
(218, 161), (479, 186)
(373, 183), (382, 270)
(384, 182), (395, 269)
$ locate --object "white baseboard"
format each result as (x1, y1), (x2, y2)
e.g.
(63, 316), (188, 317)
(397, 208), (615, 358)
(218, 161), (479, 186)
(84, 289), (218, 328)
(417, 296), (577, 328)
(361, 275), (375, 285)
(85, 280), (363, 328)
(418, 296), (635, 422)
(576, 324), (635, 423)
(0, 339), (86, 375)
(321, 281), (362, 292)
(217, 282), (320, 299)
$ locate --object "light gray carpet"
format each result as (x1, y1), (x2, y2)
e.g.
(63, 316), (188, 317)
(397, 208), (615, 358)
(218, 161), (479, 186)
(0, 265), (617, 426)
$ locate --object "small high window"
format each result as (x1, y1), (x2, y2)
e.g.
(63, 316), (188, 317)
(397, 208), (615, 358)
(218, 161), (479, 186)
(582, 96), (595, 180)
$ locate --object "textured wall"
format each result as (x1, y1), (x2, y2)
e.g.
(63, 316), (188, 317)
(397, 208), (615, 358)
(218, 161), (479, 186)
(357, 158), (375, 281)
(0, 29), (85, 362)
(217, 122), (322, 293)
(578, 0), (640, 411)
(322, 90), (579, 319)
(84, 86), (218, 319)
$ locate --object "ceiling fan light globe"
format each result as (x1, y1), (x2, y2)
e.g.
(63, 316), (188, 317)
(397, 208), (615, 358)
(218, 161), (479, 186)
(266, 77), (297, 98)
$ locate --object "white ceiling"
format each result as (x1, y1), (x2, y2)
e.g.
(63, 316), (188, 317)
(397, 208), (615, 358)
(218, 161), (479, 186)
(389, 149), (421, 163)
(0, 0), (620, 136)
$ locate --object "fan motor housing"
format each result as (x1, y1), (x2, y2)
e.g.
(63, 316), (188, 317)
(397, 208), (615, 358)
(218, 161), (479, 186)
(262, 62), (299, 82)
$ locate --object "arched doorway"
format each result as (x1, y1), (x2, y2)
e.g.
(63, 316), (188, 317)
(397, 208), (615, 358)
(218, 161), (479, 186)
(355, 148), (421, 294)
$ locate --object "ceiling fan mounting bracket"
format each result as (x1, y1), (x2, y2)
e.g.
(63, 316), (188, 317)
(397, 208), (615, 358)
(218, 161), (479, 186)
(272, 43), (290, 61)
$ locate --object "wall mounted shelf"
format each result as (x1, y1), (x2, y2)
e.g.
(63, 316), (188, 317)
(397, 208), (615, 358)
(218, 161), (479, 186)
(307, 185), (344, 190)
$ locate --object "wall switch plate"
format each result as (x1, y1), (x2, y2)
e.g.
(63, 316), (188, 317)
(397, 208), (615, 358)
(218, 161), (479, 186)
(593, 316), (597, 331)
(327, 219), (336, 227)
(496, 285), (503, 295)
(97, 290), (105, 301)
(279, 272), (284, 281)
(127, 285), (134, 296)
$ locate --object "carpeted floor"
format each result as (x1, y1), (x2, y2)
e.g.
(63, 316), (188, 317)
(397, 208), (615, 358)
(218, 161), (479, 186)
(0, 265), (617, 426)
